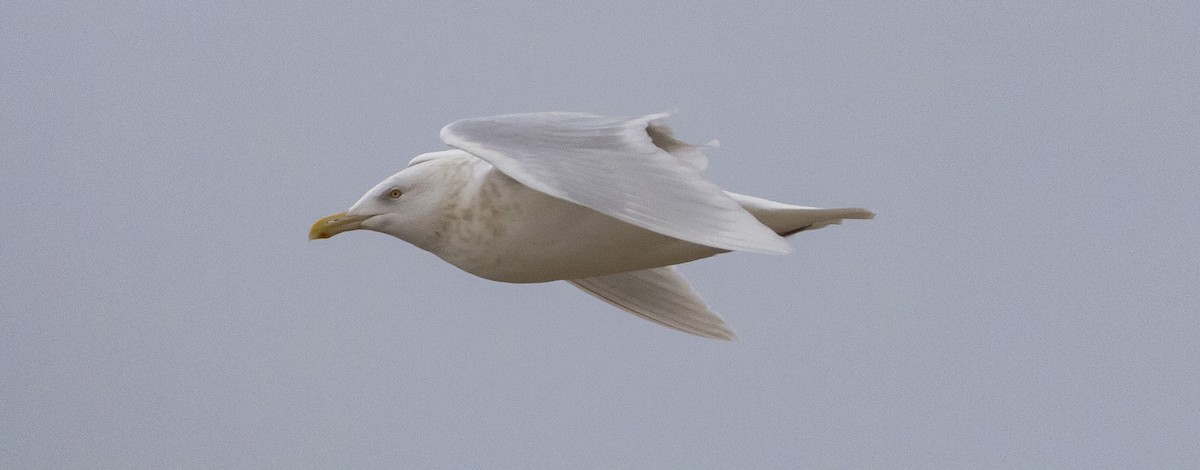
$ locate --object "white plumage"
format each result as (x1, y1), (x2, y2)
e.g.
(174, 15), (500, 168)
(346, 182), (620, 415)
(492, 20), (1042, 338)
(311, 113), (873, 340)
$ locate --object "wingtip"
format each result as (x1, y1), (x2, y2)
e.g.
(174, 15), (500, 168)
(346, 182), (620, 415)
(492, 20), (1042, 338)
(712, 329), (737, 341)
(678, 324), (737, 341)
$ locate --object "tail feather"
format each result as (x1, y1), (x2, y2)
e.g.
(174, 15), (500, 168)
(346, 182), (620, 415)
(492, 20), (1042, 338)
(726, 192), (874, 237)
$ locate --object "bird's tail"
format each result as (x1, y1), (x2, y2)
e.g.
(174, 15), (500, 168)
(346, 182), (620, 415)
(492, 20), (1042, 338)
(725, 192), (875, 237)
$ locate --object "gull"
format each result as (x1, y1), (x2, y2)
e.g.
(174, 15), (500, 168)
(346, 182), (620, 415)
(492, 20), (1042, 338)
(310, 113), (873, 340)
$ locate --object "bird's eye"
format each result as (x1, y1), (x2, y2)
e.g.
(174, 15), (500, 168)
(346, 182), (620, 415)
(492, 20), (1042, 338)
(388, 188), (403, 199)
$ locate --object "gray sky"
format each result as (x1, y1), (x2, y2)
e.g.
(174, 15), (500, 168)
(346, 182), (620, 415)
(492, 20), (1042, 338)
(3, 2), (1197, 467)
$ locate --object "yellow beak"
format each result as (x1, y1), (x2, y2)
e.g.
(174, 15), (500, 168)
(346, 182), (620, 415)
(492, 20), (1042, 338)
(309, 212), (372, 240)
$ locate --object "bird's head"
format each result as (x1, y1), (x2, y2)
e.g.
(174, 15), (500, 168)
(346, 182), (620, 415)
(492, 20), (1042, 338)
(309, 151), (455, 247)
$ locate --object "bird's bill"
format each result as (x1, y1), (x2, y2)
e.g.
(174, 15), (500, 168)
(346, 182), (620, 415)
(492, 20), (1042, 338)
(309, 212), (372, 240)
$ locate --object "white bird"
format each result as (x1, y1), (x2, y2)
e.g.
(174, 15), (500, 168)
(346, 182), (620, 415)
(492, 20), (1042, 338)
(310, 113), (873, 340)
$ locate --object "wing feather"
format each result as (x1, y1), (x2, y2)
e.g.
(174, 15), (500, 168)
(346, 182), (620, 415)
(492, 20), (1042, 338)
(568, 266), (735, 340)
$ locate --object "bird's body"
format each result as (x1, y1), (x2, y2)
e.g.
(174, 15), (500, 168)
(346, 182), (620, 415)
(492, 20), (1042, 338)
(410, 150), (724, 283)
(311, 113), (873, 339)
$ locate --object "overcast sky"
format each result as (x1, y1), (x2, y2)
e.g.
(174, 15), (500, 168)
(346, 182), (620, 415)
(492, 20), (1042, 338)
(3, 2), (1198, 468)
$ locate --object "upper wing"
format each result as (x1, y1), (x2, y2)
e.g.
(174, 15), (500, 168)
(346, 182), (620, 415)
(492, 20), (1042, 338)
(440, 112), (790, 254)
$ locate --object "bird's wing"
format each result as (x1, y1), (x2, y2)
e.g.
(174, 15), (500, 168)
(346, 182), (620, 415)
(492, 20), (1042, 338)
(440, 112), (790, 254)
(567, 266), (735, 340)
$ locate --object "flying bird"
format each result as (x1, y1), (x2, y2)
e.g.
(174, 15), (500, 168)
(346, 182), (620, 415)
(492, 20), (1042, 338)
(310, 113), (873, 340)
